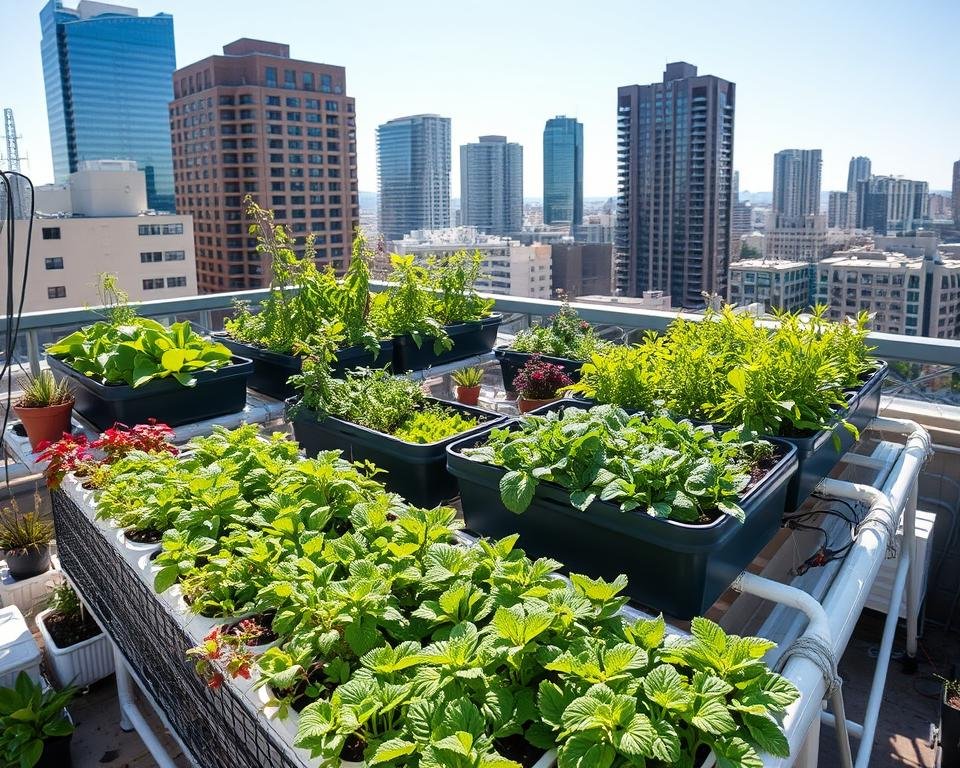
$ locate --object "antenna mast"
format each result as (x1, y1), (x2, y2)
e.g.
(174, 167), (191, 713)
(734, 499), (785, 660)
(2, 108), (25, 172)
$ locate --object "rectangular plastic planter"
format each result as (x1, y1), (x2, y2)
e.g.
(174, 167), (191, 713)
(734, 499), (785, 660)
(289, 396), (505, 508)
(36, 608), (115, 688)
(213, 334), (394, 400)
(47, 354), (252, 431)
(494, 346), (584, 389)
(779, 360), (888, 511)
(392, 314), (502, 372)
(447, 429), (798, 620)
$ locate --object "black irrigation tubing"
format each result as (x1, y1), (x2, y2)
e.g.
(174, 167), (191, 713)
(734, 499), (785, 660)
(0, 171), (36, 494)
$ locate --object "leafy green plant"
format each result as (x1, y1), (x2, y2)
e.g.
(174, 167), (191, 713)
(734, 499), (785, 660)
(44, 582), (83, 623)
(16, 371), (72, 408)
(464, 404), (769, 523)
(0, 672), (75, 768)
(47, 317), (233, 388)
(0, 492), (53, 552)
(392, 406), (479, 444)
(430, 249), (495, 326)
(451, 366), (484, 388)
(569, 305), (876, 439)
(511, 297), (610, 360)
(225, 200), (381, 355)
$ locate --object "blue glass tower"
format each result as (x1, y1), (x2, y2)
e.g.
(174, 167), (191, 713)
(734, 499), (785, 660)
(543, 116), (583, 226)
(40, 1), (176, 211)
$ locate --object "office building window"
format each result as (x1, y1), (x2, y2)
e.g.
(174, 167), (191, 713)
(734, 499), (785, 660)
(142, 278), (165, 290)
(42, 227), (61, 240)
(164, 250), (186, 261)
(167, 276), (187, 288)
(44, 257), (64, 270)
(265, 67), (277, 87)
(303, 72), (314, 91)
(140, 251), (163, 263)
(48, 286), (67, 299)
(284, 69), (296, 89)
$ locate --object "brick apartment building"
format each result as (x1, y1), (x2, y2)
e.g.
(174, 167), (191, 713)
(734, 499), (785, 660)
(169, 39), (358, 292)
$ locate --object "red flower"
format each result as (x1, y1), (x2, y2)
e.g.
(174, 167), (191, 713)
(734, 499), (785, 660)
(208, 672), (224, 690)
(512, 356), (572, 400)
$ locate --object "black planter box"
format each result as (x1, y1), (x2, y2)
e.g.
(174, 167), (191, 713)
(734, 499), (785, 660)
(778, 360), (888, 511)
(289, 396), (505, 507)
(36, 728), (72, 768)
(447, 424), (798, 619)
(47, 354), (252, 431)
(494, 346), (584, 389)
(392, 314), (502, 372)
(213, 334), (394, 400)
(941, 686), (960, 766)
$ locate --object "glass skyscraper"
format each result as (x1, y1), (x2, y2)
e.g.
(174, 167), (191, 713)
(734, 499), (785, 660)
(460, 136), (523, 235)
(40, 1), (176, 211)
(542, 116), (583, 226)
(377, 114), (451, 240)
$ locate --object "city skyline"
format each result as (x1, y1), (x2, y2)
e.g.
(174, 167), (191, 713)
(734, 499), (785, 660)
(3, 0), (959, 199)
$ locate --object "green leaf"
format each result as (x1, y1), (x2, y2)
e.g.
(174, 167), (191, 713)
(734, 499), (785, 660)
(648, 718), (680, 763)
(742, 713), (790, 757)
(153, 566), (178, 594)
(557, 733), (616, 768)
(615, 713), (654, 758)
(569, 572), (628, 602)
(691, 697), (738, 735)
(500, 471), (537, 513)
(713, 735), (764, 768)
(642, 665), (693, 712)
(370, 738), (417, 764)
(161, 348), (187, 372)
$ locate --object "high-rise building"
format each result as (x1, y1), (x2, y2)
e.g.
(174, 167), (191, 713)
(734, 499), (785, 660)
(377, 114), (451, 240)
(772, 149), (822, 218)
(827, 191), (849, 229)
(615, 62), (735, 306)
(550, 243), (612, 297)
(542, 116), (583, 226)
(953, 160), (960, 226)
(847, 156), (872, 193)
(459, 136), (523, 235)
(854, 176), (929, 234)
(727, 258), (811, 313)
(40, 0), (176, 211)
(2, 161), (196, 312)
(169, 39), (358, 293)
(845, 156), (872, 229)
(766, 149), (825, 262)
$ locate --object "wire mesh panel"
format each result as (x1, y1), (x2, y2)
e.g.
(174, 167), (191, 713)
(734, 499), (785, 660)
(52, 490), (302, 768)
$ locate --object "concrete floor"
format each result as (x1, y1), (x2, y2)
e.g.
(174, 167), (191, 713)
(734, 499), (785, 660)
(56, 610), (956, 768)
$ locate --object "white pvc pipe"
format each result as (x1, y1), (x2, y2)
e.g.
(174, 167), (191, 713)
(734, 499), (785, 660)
(820, 711), (865, 739)
(764, 420), (929, 767)
(113, 645), (180, 768)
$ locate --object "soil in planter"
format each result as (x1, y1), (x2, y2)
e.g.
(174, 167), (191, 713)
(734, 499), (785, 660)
(225, 611), (278, 646)
(125, 527), (163, 544)
(44, 609), (101, 647)
(495, 735), (544, 767)
(340, 734), (366, 763)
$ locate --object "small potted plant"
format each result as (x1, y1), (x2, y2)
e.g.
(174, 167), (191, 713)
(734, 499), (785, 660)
(36, 583), (114, 688)
(512, 355), (573, 413)
(13, 371), (74, 451)
(940, 675), (960, 765)
(451, 366), (484, 406)
(0, 671), (76, 768)
(0, 493), (54, 580)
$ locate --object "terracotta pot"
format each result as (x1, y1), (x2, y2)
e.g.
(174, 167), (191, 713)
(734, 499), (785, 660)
(518, 396), (558, 414)
(13, 399), (74, 451)
(4, 542), (52, 580)
(456, 385), (481, 406)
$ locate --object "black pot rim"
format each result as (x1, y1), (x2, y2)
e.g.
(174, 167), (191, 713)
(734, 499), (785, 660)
(47, 353), (253, 392)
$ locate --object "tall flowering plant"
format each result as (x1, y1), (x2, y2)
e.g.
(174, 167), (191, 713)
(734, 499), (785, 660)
(36, 419), (177, 490)
(512, 355), (573, 400)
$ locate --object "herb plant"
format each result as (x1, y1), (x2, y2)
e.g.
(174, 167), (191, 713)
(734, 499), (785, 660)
(463, 404), (769, 522)
(451, 366), (484, 388)
(392, 405), (479, 444)
(511, 297), (610, 360)
(512, 356), (573, 400)
(16, 371), (72, 408)
(225, 199), (381, 355)
(0, 492), (53, 553)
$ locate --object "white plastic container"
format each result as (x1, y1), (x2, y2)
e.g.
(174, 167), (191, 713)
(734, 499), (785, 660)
(0, 605), (42, 688)
(0, 556), (64, 618)
(35, 607), (114, 688)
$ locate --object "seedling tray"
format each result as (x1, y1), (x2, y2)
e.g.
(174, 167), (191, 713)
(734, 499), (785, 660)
(288, 396), (505, 507)
(392, 314), (502, 372)
(447, 422), (798, 619)
(494, 346), (584, 389)
(213, 335), (394, 400)
(47, 354), (252, 431)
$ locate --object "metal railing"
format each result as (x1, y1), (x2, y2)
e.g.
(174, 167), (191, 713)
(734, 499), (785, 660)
(3, 286), (960, 377)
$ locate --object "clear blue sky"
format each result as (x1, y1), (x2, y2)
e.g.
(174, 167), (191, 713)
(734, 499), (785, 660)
(2, 0), (958, 198)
